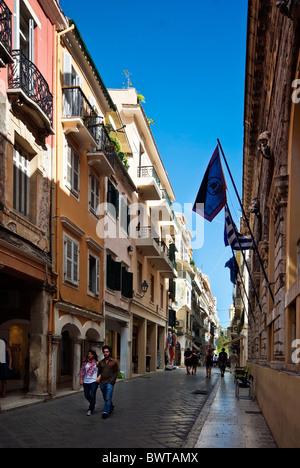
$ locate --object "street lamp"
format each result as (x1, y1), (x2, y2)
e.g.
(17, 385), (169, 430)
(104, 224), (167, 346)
(141, 281), (149, 297)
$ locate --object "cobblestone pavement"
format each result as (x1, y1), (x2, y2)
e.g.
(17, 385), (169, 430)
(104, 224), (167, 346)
(0, 367), (220, 449)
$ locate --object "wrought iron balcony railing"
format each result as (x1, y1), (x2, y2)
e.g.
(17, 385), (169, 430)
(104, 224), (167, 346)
(62, 85), (103, 140)
(8, 50), (53, 124)
(137, 165), (161, 188)
(0, 0), (12, 57)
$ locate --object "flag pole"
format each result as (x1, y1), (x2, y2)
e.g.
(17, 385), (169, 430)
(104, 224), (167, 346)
(217, 139), (275, 304)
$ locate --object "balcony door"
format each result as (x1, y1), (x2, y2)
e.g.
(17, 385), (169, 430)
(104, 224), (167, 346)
(63, 51), (83, 117)
(14, 0), (37, 95)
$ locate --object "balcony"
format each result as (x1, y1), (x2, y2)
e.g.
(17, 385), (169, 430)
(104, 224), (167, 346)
(87, 124), (115, 178)
(61, 86), (98, 152)
(135, 226), (161, 256)
(0, 0), (13, 67)
(7, 50), (54, 148)
(136, 166), (162, 200)
(135, 226), (177, 278)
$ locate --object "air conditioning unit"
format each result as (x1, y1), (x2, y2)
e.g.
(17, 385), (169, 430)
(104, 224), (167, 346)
(231, 325), (239, 334)
(176, 320), (184, 328)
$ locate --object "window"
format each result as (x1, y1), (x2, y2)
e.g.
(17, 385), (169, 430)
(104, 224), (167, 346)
(64, 234), (79, 285)
(121, 267), (133, 299)
(107, 180), (119, 219)
(160, 284), (164, 309)
(137, 262), (143, 293)
(88, 252), (99, 296)
(120, 195), (130, 235)
(89, 171), (100, 215)
(150, 274), (155, 303)
(106, 255), (121, 291)
(106, 255), (133, 298)
(13, 144), (30, 218)
(65, 139), (80, 197)
(15, 1), (39, 61)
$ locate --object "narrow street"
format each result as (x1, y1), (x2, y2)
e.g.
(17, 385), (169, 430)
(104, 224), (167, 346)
(0, 368), (218, 449)
(0, 367), (276, 449)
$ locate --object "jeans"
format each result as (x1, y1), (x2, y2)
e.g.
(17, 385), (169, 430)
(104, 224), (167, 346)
(83, 382), (98, 412)
(100, 382), (114, 415)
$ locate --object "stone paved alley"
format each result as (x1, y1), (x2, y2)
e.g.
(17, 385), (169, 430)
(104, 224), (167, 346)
(0, 368), (276, 449)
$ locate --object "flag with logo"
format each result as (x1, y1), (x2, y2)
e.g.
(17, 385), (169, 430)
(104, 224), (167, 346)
(224, 204), (253, 251)
(193, 146), (227, 222)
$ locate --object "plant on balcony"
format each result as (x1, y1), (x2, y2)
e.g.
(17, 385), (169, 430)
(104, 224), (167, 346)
(109, 133), (130, 170)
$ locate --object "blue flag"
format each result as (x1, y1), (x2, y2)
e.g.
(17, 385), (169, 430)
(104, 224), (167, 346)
(193, 146), (227, 222)
(225, 256), (239, 285)
(224, 204), (253, 251)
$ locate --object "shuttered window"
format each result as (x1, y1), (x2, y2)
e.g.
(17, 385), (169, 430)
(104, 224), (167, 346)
(121, 267), (133, 299)
(88, 252), (99, 295)
(106, 255), (121, 291)
(64, 234), (79, 286)
(13, 144), (30, 218)
(65, 139), (80, 198)
(89, 171), (100, 215)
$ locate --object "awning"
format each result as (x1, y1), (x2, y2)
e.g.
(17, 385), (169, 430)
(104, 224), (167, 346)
(224, 335), (246, 346)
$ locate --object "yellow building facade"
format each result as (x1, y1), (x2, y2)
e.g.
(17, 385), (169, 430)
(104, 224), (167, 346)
(50, 20), (124, 394)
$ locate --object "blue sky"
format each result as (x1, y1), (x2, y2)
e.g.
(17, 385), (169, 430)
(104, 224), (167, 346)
(60, 0), (248, 329)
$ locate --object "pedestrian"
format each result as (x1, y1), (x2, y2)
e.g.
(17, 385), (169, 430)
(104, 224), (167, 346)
(97, 345), (119, 420)
(0, 339), (12, 398)
(79, 349), (99, 416)
(191, 349), (199, 375)
(229, 350), (239, 371)
(205, 349), (214, 379)
(218, 348), (228, 378)
(184, 348), (192, 375)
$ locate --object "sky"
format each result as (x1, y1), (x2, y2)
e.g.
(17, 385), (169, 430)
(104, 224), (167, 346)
(59, 0), (248, 329)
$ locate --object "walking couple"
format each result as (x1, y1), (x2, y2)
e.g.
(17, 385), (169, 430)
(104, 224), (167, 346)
(79, 345), (119, 419)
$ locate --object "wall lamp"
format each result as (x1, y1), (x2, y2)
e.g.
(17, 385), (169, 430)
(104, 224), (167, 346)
(132, 280), (149, 298)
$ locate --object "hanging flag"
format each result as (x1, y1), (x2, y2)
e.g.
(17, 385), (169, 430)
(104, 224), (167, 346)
(225, 256), (239, 285)
(193, 146), (227, 222)
(224, 204), (253, 250)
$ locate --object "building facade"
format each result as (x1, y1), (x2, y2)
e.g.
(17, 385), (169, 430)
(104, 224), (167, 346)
(243, 0), (300, 447)
(109, 88), (177, 376)
(0, 0), (66, 397)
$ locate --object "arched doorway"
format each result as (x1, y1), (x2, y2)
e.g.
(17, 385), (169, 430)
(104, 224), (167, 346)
(57, 323), (81, 392)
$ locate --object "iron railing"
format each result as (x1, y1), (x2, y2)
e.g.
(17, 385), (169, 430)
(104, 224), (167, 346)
(136, 225), (160, 241)
(137, 165), (161, 188)
(62, 86), (117, 164)
(0, 0), (12, 56)
(8, 50), (53, 124)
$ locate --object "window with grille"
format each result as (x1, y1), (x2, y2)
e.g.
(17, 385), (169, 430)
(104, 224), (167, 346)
(64, 234), (79, 286)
